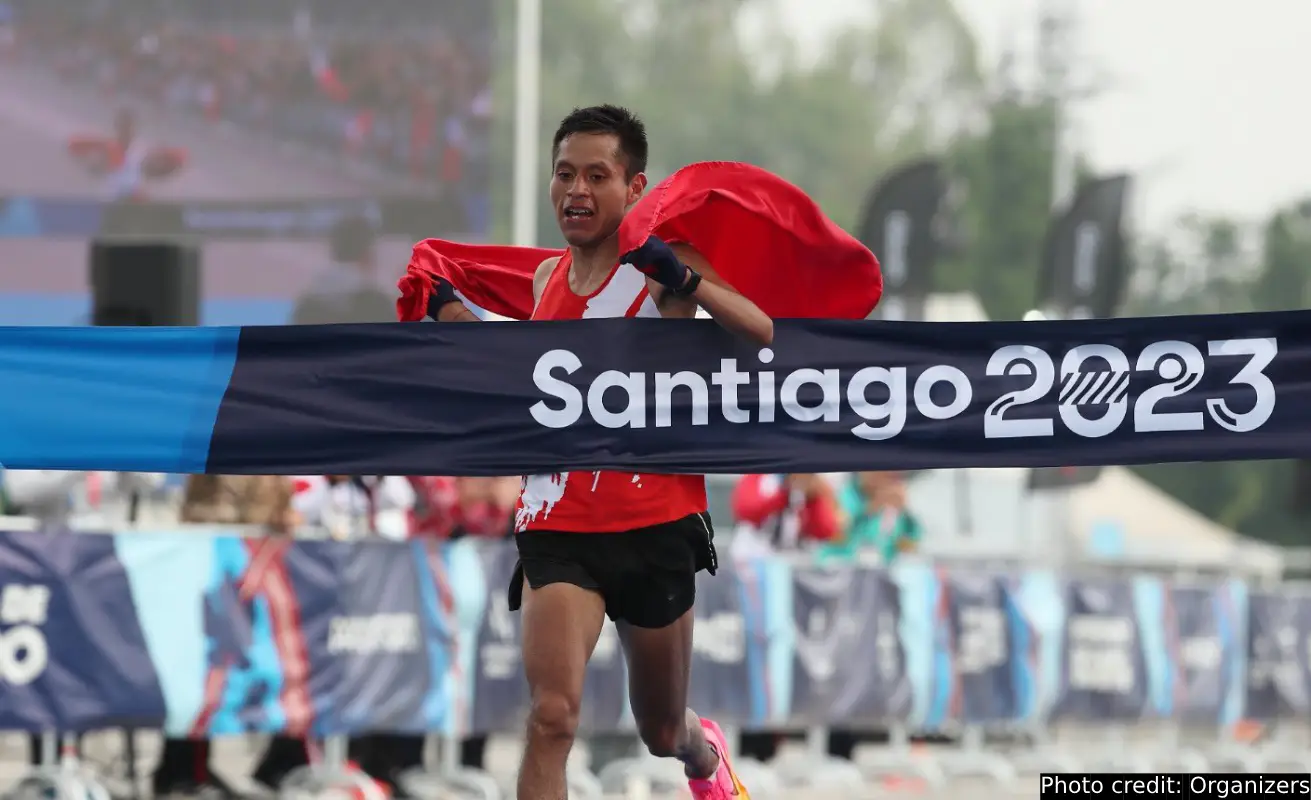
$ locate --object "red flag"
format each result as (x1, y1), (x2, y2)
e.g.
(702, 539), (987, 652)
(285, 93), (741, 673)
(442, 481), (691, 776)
(397, 161), (882, 322)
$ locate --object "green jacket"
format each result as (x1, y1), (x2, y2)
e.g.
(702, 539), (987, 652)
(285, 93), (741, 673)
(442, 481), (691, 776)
(817, 481), (922, 564)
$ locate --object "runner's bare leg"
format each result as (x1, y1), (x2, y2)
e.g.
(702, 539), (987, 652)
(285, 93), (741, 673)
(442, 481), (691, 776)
(518, 581), (606, 799)
(618, 612), (719, 778)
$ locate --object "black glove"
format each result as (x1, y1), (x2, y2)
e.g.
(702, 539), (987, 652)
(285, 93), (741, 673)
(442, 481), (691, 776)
(622, 235), (699, 293)
(425, 277), (462, 320)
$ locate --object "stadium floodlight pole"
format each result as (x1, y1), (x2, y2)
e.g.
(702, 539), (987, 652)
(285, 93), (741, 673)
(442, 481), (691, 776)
(511, 0), (542, 248)
(1036, 0), (1081, 568)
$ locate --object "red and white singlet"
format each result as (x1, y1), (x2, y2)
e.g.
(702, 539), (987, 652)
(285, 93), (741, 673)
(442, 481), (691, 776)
(514, 252), (708, 534)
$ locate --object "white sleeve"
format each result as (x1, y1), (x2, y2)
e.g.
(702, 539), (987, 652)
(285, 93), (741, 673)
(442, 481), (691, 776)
(292, 476), (329, 524)
(373, 477), (416, 513)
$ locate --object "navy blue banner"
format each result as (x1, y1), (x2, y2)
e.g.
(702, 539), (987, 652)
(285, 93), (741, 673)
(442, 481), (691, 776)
(579, 620), (628, 734)
(0, 530), (1306, 735)
(789, 566), (910, 725)
(468, 542), (529, 736)
(0, 531), (166, 731)
(1244, 590), (1311, 720)
(689, 567), (753, 726)
(1169, 582), (1241, 724)
(1054, 578), (1148, 721)
(0, 311), (1306, 476)
(943, 569), (1018, 723)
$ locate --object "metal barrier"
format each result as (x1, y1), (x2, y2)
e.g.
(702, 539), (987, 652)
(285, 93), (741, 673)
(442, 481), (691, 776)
(0, 521), (1304, 800)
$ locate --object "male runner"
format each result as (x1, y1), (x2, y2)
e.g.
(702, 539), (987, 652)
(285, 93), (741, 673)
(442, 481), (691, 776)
(424, 105), (765, 799)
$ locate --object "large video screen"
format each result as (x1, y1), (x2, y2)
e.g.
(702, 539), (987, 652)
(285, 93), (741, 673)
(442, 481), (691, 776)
(0, 0), (492, 326)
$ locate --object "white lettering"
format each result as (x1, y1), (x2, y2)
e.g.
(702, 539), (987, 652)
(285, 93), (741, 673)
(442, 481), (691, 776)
(711, 358), (751, 423)
(757, 348), (776, 422)
(1066, 615), (1135, 694)
(913, 365), (972, 419)
(588, 370), (646, 429)
(957, 606), (1006, 674)
(479, 597), (521, 680)
(0, 584), (50, 685)
(0, 626), (47, 685)
(655, 371), (709, 427)
(529, 349), (583, 428)
(0, 585), (50, 625)
(327, 614), (420, 655)
(1181, 636), (1221, 673)
(848, 367), (907, 440)
(780, 368), (841, 422)
(694, 612), (746, 664)
(524, 336), (1279, 440)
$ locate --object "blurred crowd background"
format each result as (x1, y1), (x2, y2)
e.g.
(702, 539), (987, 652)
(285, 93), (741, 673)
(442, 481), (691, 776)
(9, 0), (492, 204)
(0, 0), (1309, 797)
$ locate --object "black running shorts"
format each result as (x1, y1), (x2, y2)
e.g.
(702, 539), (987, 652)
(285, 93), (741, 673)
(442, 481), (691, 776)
(508, 512), (718, 629)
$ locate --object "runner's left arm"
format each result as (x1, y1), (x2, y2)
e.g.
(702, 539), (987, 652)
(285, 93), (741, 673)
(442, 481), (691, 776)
(626, 236), (773, 345)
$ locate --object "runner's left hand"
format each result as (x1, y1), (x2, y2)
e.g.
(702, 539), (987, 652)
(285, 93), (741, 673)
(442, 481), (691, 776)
(622, 235), (691, 291)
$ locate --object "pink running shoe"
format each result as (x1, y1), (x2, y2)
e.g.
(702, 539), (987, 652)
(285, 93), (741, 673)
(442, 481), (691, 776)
(688, 718), (750, 798)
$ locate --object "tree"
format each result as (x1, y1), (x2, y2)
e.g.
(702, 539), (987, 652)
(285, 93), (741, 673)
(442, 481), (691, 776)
(486, 0), (987, 247)
(939, 96), (1058, 318)
(1250, 199), (1311, 312)
(1126, 199), (1311, 547)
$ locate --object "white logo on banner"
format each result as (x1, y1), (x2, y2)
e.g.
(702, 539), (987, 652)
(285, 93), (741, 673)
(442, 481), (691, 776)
(327, 613), (419, 655)
(985, 338), (1275, 438)
(693, 612), (746, 664)
(882, 211), (910, 288)
(528, 336), (1277, 440)
(874, 611), (900, 681)
(1181, 636), (1222, 673)
(1066, 615), (1135, 694)
(592, 619), (620, 665)
(1248, 623), (1303, 696)
(877, 211), (911, 322)
(1068, 221), (1101, 319)
(479, 595), (521, 680)
(0, 584), (50, 685)
(957, 606), (1007, 674)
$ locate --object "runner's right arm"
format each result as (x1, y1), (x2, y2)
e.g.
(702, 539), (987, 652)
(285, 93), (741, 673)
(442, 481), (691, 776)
(429, 256), (559, 322)
(531, 257), (560, 312)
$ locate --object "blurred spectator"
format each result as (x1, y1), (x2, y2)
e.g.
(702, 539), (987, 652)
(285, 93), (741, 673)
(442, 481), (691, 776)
(452, 476), (517, 538)
(819, 471), (922, 564)
(729, 473), (844, 562)
(179, 474), (299, 533)
(292, 475), (416, 540)
(408, 476), (460, 537)
(410, 476), (517, 539)
(291, 215), (395, 325)
(2, 469), (167, 528)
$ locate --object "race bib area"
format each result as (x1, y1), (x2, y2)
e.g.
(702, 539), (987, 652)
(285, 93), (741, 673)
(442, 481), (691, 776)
(0, 311), (1296, 475)
(0, 531), (1304, 737)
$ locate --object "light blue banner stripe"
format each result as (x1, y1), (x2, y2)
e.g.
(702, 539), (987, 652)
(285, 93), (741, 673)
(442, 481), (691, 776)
(0, 326), (240, 473)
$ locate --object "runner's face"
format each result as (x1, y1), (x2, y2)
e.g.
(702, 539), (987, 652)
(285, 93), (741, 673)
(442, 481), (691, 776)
(551, 133), (644, 248)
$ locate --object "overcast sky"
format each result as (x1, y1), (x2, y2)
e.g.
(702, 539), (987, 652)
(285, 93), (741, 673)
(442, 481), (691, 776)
(774, 0), (1310, 232)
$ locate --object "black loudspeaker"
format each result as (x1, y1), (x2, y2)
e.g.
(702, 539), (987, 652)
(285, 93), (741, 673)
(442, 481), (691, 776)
(89, 240), (200, 326)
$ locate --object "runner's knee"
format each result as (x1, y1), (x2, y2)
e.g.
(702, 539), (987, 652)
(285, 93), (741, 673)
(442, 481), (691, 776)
(527, 689), (582, 744)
